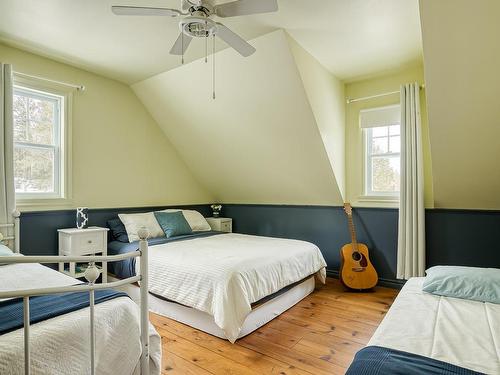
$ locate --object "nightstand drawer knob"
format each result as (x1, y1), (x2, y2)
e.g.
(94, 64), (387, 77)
(88, 240), (92, 244)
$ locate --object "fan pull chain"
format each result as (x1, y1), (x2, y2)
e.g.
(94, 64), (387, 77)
(181, 32), (184, 64)
(212, 34), (216, 100)
(205, 22), (208, 63)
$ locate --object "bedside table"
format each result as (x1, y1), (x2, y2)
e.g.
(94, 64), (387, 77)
(57, 227), (109, 282)
(206, 217), (232, 233)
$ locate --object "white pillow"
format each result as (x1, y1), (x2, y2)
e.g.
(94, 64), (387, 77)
(0, 243), (14, 266)
(118, 212), (165, 242)
(163, 209), (211, 232)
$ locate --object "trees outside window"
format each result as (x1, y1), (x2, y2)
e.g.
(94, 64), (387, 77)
(13, 86), (64, 199)
(365, 124), (400, 196)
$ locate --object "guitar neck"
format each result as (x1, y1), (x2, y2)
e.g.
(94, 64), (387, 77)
(347, 214), (358, 248)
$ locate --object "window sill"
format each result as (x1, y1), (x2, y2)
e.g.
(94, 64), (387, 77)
(16, 198), (74, 211)
(356, 195), (399, 208)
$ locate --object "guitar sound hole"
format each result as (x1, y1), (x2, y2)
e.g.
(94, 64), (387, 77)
(352, 252), (362, 261)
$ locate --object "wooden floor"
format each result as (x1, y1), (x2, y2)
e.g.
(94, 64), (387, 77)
(150, 278), (399, 375)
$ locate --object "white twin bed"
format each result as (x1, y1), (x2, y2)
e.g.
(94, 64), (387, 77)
(0, 220), (161, 375)
(363, 277), (500, 374)
(0, 264), (162, 375)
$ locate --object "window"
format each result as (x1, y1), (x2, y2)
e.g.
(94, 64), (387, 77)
(360, 105), (401, 198)
(12, 81), (70, 202)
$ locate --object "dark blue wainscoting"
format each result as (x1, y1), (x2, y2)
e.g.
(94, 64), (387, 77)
(19, 205), (211, 257)
(425, 209), (500, 269)
(20, 204), (500, 288)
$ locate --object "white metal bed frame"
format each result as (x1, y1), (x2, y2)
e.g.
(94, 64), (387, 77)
(0, 212), (150, 375)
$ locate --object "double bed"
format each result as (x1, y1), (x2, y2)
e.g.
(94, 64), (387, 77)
(347, 277), (500, 374)
(108, 227), (327, 342)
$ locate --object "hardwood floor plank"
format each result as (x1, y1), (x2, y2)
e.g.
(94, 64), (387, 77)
(291, 300), (384, 327)
(152, 315), (310, 375)
(253, 326), (300, 348)
(276, 314), (375, 345)
(162, 351), (214, 375)
(239, 334), (345, 375)
(150, 278), (398, 375)
(292, 341), (355, 369)
(309, 293), (393, 313)
(160, 331), (262, 375)
(299, 331), (365, 355)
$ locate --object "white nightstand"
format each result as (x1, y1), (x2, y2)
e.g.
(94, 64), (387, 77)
(57, 227), (109, 282)
(206, 217), (232, 233)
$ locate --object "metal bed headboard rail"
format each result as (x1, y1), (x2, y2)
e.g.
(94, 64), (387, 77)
(0, 210), (20, 253)
(0, 228), (150, 375)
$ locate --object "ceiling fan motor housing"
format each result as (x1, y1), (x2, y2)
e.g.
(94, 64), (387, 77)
(180, 15), (217, 37)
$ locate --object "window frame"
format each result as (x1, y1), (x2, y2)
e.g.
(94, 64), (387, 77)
(363, 125), (401, 198)
(13, 74), (73, 207)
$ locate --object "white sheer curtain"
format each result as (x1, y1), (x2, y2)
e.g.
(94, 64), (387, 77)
(0, 63), (15, 247)
(397, 82), (425, 279)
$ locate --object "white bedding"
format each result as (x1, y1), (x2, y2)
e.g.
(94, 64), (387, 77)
(0, 263), (161, 375)
(137, 233), (327, 342)
(369, 277), (500, 374)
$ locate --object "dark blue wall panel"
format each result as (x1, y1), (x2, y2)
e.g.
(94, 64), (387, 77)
(20, 204), (500, 288)
(425, 209), (500, 269)
(20, 205), (211, 257)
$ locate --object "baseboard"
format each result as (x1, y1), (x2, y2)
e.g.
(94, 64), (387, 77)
(326, 269), (405, 290)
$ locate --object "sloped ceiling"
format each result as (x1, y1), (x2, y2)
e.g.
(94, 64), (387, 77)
(0, 0), (422, 84)
(420, 0), (500, 209)
(132, 30), (344, 205)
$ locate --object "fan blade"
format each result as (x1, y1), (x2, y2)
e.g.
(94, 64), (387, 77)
(215, 0), (278, 18)
(170, 33), (193, 55)
(111, 6), (181, 17)
(216, 23), (256, 57)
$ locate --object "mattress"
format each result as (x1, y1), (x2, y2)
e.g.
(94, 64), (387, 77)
(368, 277), (500, 374)
(0, 263), (161, 375)
(136, 232), (327, 342)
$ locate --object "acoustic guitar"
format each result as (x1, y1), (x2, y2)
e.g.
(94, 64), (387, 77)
(339, 203), (378, 290)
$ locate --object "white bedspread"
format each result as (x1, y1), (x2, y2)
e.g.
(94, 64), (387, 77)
(369, 277), (500, 374)
(138, 233), (327, 342)
(0, 263), (161, 375)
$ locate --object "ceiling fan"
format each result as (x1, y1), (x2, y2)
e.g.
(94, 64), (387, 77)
(111, 0), (279, 58)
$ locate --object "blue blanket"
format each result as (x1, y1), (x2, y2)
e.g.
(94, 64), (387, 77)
(346, 346), (485, 375)
(108, 231), (223, 278)
(0, 289), (128, 335)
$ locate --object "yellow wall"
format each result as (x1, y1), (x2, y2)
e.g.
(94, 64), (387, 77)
(345, 65), (434, 208)
(0, 43), (213, 211)
(133, 30), (344, 206)
(420, 0), (500, 209)
(287, 33), (346, 200)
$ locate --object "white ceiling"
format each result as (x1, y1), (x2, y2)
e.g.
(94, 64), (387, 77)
(0, 0), (422, 84)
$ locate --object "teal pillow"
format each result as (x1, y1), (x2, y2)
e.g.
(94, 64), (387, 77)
(154, 211), (192, 238)
(423, 266), (500, 304)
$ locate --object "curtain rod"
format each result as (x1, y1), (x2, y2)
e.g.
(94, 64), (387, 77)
(346, 84), (425, 104)
(14, 71), (85, 91)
